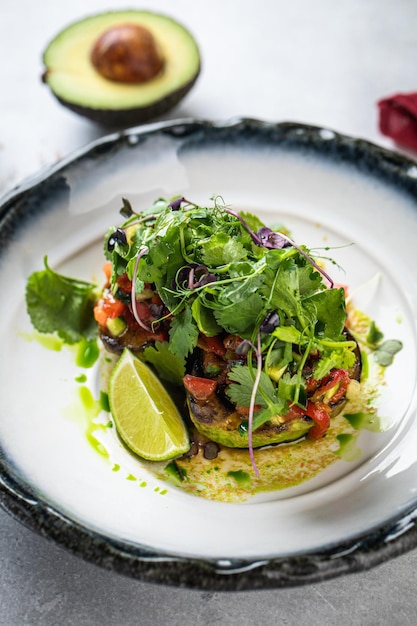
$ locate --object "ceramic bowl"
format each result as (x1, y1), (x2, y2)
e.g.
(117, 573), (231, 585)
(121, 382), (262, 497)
(1, 118), (417, 590)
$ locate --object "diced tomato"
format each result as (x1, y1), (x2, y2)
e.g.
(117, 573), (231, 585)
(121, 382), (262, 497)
(183, 375), (217, 401)
(305, 402), (331, 439)
(121, 308), (169, 342)
(116, 273), (132, 293)
(198, 334), (227, 357)
(93, 291), (126, 327)
(282, 401), (331, 439)
(223, 334), (244, 353)
(305, 376), (321, 394)
(135, 301), (151, 323)
(281, 404), (305, 421)
(151, 293), (164, 306)
(310, 369), (350, 404)
(236, 404), (262, 417)
(102, 262), (112, 284)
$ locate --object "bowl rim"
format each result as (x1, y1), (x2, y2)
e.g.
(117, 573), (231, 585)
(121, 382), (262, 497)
(2, 116), (417, 590)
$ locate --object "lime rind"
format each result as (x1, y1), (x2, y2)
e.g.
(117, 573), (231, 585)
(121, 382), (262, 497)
(108, 349), (190, 461)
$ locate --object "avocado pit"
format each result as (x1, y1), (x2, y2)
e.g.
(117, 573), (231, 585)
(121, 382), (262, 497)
(91, 23), (164, 84)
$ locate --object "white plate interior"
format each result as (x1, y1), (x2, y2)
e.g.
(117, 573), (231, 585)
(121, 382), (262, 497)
(1, 133), (417, 560)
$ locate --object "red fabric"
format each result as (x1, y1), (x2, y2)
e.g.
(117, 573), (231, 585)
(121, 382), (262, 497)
(378, 92), (417, 150)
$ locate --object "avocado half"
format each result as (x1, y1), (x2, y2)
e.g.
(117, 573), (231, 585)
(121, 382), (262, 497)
(186, 392), (314, 448)
(185, 333), (362, 449)
(42, 10), (201, 126)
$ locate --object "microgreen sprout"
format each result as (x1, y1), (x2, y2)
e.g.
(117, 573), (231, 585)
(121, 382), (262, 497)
(247, 331), (263, 476)
(257, 227), (289, 249)
(188, 265), (217, 289)
(131, 246), (151, 331)
(120, 197), (136, 218)
(223, 207), (334, 288)
(235, 339), (256, 356)
(168, 196), (190, 211)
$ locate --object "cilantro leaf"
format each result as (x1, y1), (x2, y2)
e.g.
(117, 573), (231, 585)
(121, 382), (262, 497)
(298, 264), (324, 296)
(312, 349), (357, 380)
(273, 325), (304, 345)
(227, 364), (276, 407)
(263, 256), (304, 321)
(191, 298), (222, 336)
(252, 403), (287, 430)
(143, 341), (185, 385)
(201, 232), (248, 266)
(277, 372), (306, 406)
(238, 211), (266, 234)
(168, 306), (199, 360)
(25, 257), (98, 344)
(303, 288), (347, 339)
(213, 293), (264, 335)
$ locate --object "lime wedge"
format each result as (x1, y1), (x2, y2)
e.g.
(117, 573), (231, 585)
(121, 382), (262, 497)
(108, 349), (190, 461)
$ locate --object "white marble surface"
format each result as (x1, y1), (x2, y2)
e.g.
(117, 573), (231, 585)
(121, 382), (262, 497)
(2, 0), (417, 623)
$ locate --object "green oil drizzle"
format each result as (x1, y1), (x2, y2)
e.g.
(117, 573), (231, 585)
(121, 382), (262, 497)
(76, 338), (100, 368)
(100, 391), (110, 412)
(360, 351), (369, 381)
(20, 330), (63, 351)
(345, 412), (382, 432)
(126, 474), (137, 481)
(227, 470), (251, 489)
(139, 481), (147, 487)
(164, 461), (188, 485)
(78, 385), (109, 459)
(336, 433), (362, 462)
(75, 373), (87, 383)
(112, 464), (121, 472)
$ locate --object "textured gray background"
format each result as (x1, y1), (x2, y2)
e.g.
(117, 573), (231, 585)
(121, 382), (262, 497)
(2, 0), (417, 623)
(2, 507), (417, 625)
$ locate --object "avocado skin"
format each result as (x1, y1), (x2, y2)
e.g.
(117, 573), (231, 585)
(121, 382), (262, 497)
(52, 73), (200, 127)
(41, 10), (201, 127)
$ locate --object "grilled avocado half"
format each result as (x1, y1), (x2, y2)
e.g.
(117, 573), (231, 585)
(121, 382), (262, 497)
(184, 335), (362, 449)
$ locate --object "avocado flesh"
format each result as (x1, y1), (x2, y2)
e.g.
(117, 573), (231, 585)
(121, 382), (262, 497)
(187, 395), (314, 448)
(42, 10), (201, 126)
(186, 395), (348, 449)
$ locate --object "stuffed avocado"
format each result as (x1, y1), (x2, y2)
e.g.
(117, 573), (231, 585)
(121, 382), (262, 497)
(41, 10), (201, 126)
(93, 196), (366, 472)
(25, 194), (403, 496)
(182, 329), (362, 449)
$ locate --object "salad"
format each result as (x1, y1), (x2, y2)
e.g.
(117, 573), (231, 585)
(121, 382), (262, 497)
(26, 196), (402, 496)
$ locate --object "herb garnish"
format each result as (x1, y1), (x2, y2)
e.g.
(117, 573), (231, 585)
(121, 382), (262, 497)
(103, 196), (358, 473)
(25, 256), (98, 344)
